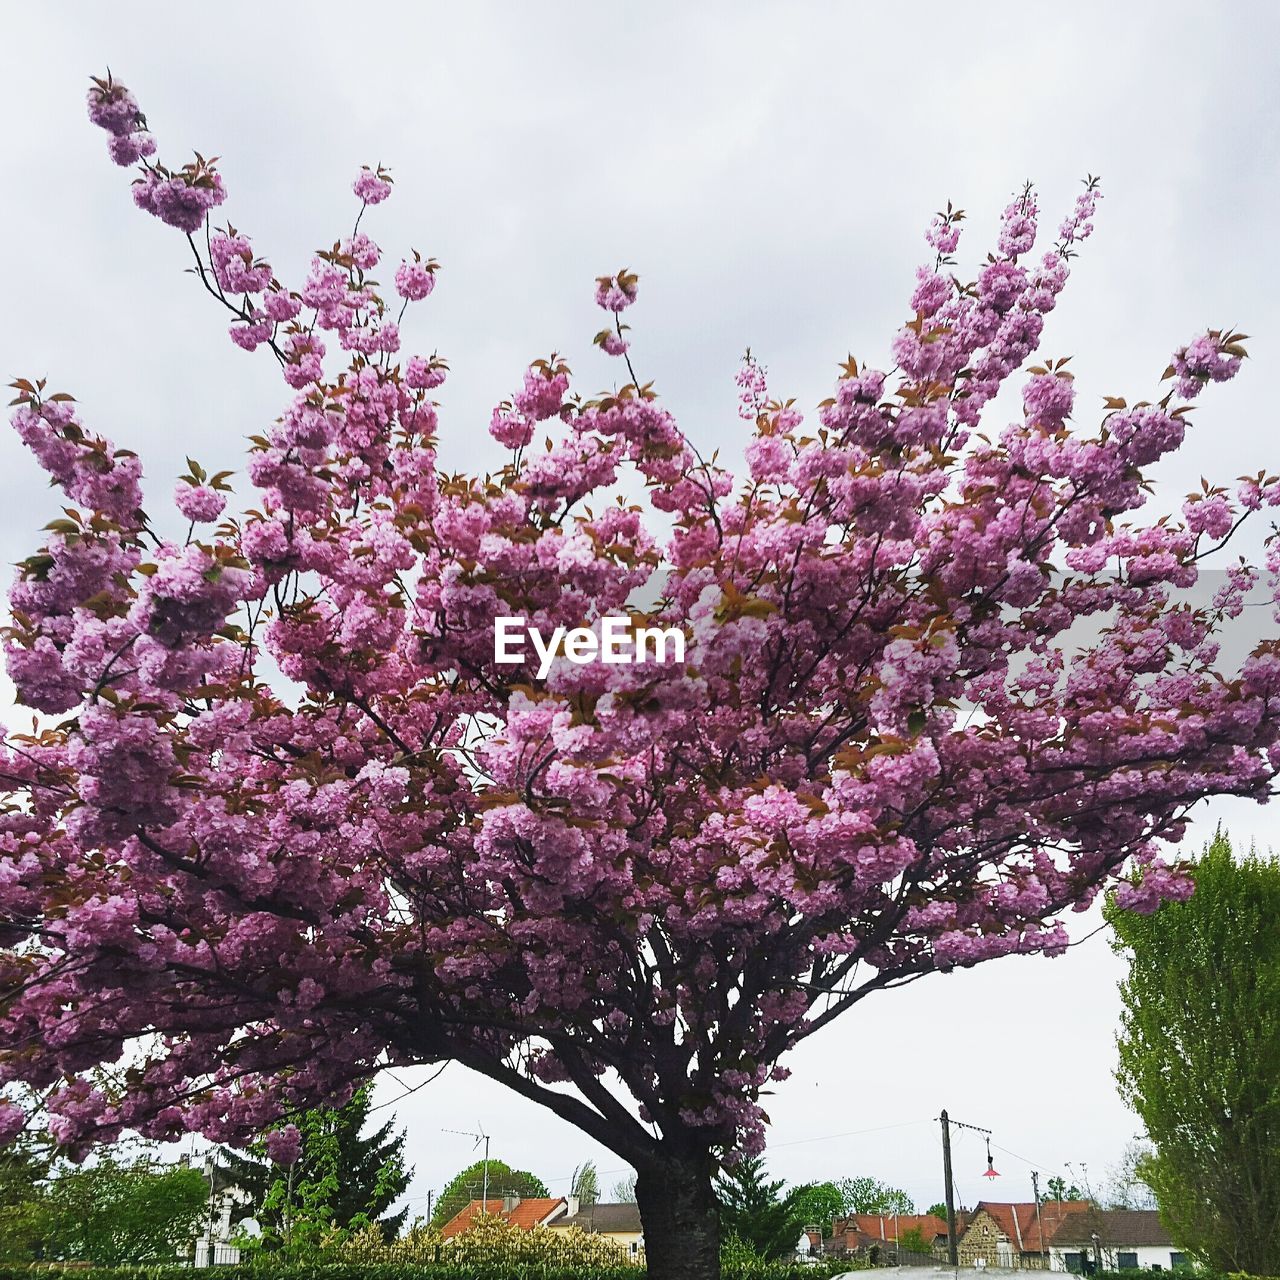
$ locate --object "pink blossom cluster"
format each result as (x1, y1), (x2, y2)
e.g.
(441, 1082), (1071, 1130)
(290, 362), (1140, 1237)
(1170, 330), (1245, 400)
(10, 395), (143, 527)
(735, 353), (769, 422)
(174, 481), (226, 519)
(395, 255), (438, 301)
(210, 231), (273, 295)
(490, 360), (572, 451)
(86, 75), (156, 167)
(132, 165), (226, 235)
(594, 269), (639, 312)
(352, 166), (392, 205)
(264, 1123), (302, 1166)
(1, 78), (1278, 1184)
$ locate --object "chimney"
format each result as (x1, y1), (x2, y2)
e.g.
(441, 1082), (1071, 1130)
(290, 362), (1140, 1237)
(502, 1194), (520, 1214)
(566, 1195), (580, 1218)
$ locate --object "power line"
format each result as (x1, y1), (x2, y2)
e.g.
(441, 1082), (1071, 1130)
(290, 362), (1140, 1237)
(771, 1118), (932, 1150)
(990, 1140), (1072, 1184)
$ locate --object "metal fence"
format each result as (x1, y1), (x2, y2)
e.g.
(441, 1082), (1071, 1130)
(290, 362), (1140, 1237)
(190, 1243), (243, 1267)
(835, 1246), (1055, 1270)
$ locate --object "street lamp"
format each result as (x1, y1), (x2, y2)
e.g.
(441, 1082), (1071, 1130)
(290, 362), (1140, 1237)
(982, 1136), (1001, 1180)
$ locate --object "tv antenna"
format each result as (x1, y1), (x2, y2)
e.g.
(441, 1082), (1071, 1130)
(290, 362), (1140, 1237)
(443, 1126), (492, 1208)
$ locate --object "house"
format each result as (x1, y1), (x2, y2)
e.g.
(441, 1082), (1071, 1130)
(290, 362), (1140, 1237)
(437, 1194), (567, 1239)
(546, 1199), (644, 1258)
(824, 1212), (957, 1259)
(852, 1212), (953, 1253)
(958, 1201), (1093, 1267)
(955, 1202), (1182, 1272)
(182, 1153), (244, 1266)
(1043, 1207), (1179, 1273)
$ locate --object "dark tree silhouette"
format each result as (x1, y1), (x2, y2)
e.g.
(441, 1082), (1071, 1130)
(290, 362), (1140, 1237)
(716, 1157), (833, 1260)
(217, 1085), (409, 1246)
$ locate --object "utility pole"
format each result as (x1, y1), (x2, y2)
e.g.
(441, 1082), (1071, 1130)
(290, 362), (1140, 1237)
(1032, 1170), (1047, 1270)
(939, 1110), (993, 1270)
(941, 1110), (958, 1267)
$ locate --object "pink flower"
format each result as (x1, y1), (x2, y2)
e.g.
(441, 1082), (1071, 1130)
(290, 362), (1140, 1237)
(1171, 331), (1244, 400)
(594, 270), (639, 312)
(174, 482), (226, 523)
(107, 131), (156, 167)
(132, 169), (226, 234)
(352, 167), (392, 205)
(977, 260), (1026, 313)
(343, 233), (381, 271)
(264, 1124), (301, 1166)
(210, 232), (272, 295)
(1022, 371), (1074, 428)
(925, 213), (962, 255)
(86, 80), (143, 136)
(0, 1102), (25, 1145)
(404, 356), (447, 391)
(263, 289), (302, 323)
(395, 258), (437, 301)
(490, 405), (534, 450)
(513, 366), (568, 422)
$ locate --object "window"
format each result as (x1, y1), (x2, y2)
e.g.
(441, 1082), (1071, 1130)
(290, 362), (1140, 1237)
(1065, 1253), (1084, 1274)
(1171, 1254), (1187, 1268)
(1118, 1253), (1139, 1269)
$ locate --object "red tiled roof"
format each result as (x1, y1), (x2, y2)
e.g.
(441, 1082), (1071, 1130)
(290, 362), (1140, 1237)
(972, 1201), (1092, 1253)
(840, 1213), (952, 1243)
(844, 1228), (888, 1252)
(823, 1226), (885, 1256)
(438, 1197), (567, 1239)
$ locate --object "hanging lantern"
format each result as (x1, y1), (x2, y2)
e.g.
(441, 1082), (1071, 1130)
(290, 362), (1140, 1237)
(983, 1136), (1001, 1179)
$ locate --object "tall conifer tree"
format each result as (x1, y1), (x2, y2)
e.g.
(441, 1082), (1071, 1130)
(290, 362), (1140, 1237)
(1110, 835), (1280, 1273)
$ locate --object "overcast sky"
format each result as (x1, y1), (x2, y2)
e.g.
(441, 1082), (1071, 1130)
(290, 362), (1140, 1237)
(2, 1), (1278, 1221)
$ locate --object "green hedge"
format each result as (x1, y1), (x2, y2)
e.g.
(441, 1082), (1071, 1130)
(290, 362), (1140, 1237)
(7, 1265), (1267, 1280)
(0, 1268), (639, 1280)
(1093, 1272), (1274, 1280)
(1035, 1272), (1280, 1280)
(0, 1268), (635, 1280)
(0, 1262), (861, 1280)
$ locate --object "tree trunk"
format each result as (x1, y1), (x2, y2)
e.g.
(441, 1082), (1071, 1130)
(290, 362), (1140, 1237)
(636, 1149), (721, 1280)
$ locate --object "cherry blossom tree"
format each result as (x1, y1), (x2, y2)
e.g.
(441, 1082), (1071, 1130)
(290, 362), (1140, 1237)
(2, 73), (1279, 1279)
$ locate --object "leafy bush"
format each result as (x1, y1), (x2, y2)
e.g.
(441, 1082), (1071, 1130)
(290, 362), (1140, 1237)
(0, 1252), (868, 1279)
(336, 1214), (641, 1269)
(27, 1154), (207, 1267)
(1094, 1271), (1278, 1280)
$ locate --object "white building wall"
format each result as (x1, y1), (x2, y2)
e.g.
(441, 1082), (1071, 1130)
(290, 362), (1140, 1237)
(1049, 1243), (1182, 1272)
